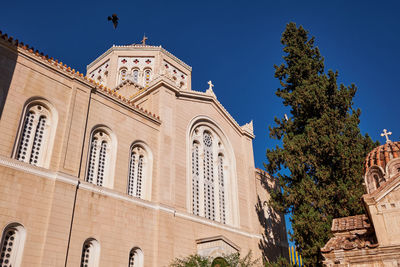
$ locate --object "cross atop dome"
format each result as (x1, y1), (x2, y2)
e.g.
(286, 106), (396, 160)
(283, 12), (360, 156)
(381, 129), (392, 143)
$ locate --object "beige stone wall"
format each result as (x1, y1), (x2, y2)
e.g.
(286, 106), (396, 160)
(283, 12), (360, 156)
(0, 39), (286, 266)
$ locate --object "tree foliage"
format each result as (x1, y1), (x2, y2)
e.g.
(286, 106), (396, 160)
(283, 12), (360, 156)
(169, 252), (260, 267)
(265, 22), (378, 266)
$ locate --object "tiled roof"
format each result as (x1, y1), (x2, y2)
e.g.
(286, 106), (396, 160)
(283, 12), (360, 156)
(364, 141), (400, 175)
(321, 214), (378, 253)
(331, 214), (370, 232)
(0, 30), (160, 122)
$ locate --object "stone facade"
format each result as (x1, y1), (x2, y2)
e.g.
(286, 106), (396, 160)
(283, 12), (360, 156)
(0, 32), (287, 266)
(322, 141), (400, 266)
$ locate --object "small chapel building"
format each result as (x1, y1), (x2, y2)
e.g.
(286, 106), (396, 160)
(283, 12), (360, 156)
(322, 136), (400, 266)
(0, 32), (287, 266)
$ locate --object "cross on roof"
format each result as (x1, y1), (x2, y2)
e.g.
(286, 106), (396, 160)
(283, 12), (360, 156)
(141, 35), (148, 45)
(208, 80), (214, 91)
(381, 129), (392, 143)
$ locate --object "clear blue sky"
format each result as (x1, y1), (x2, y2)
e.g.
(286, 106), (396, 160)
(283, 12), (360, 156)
(2, 0), (399, 249)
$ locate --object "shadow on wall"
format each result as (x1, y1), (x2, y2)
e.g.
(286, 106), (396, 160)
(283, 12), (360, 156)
(0, 37), (18, 119)
(255, 171), (289, 263)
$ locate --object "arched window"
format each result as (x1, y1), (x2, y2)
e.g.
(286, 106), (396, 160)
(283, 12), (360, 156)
(132, 69), (139, 83)
(119, 68), (128, 84)
(144, 69), (151, 87)
(86, 128), (115, 187)
(189, 121), (238, 225)
(127, 142), (152, 200)
(0, 223), (26, 267)
(373, 174), (380, 189)
(80, 238), (100, 267)
(129, 248), (143, 267)
(15, 100), (57, 168)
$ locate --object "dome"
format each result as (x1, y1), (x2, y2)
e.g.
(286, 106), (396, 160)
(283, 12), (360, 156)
(364, 140), (400, 194)
(364, 141), (400, 175)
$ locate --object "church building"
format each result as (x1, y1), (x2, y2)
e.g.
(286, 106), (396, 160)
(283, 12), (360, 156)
(0, 32), (287, 266)
(322, 134), (400, 266)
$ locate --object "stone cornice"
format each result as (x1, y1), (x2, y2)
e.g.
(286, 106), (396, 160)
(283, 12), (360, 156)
(86, 45), (192, 72)
(0, 156), (262, 240)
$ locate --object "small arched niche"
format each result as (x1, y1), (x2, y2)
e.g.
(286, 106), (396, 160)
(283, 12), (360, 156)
(386, 158), (400, 178)
(365, 166), (385, 194)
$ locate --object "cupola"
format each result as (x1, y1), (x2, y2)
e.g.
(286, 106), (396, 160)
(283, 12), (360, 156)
(86, 37), (192, 91)
(364, 129), (400, 194)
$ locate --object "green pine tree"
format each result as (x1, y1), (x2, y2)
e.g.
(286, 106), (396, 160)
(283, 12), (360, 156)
(265, 22), (378, 266)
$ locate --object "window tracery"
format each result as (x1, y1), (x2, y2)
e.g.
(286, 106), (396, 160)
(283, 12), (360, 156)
(128, 144), (152, 199)
(87, 129), (112, 187)
(190, 124), (231, 224)
(80, 239), (100, 267)
(0, 223), (26, 267)
(16, 101), (55, 167)
(129, 248), (143, 267)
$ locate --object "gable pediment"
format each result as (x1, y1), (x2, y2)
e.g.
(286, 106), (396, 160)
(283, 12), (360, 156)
(130, 76), (255, 139)
(113, 80), (144, 99)
(196, 235), (239, 258)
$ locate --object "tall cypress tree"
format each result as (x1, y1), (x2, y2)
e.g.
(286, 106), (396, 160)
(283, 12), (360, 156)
(265, 23), (377, 266)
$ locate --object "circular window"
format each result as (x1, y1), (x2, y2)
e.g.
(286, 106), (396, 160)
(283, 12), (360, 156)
(203, 132), (212, 147)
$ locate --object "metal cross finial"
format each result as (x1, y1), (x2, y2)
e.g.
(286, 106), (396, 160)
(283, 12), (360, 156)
(141, 35), (148, 45)
(381, 129), (392, 143)
(208, 80), (214, 90)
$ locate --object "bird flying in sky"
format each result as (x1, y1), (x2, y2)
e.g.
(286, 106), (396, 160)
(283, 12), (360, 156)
(107, 14), (119, 29)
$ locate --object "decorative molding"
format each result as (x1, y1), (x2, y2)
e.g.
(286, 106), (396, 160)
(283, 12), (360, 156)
(241, 120), (254, 136)
(87, 45), (192, 72)
(0, 156), (262, 240)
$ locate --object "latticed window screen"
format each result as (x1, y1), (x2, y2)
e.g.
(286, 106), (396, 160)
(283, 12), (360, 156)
(127, 147), (146, 198)
(0, 228), (16, 266)
(129, 250), (135, 267)
(16, 104), (50, 167)
(81, 241), (91, 267)
(0, 224), (25, 267)
(191, 127), (228, 224)
(86, 131), (110, 186)
(129, 248), (143, 267)
(97, 142), (107, 186)
(128, 153), (137, 196)
(218, 155), (226, 224)
(192, 143), (200, 215)
(203, 132), (215, 220)
(136, 156), (143, 197)
(80, 239), (99, 267)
